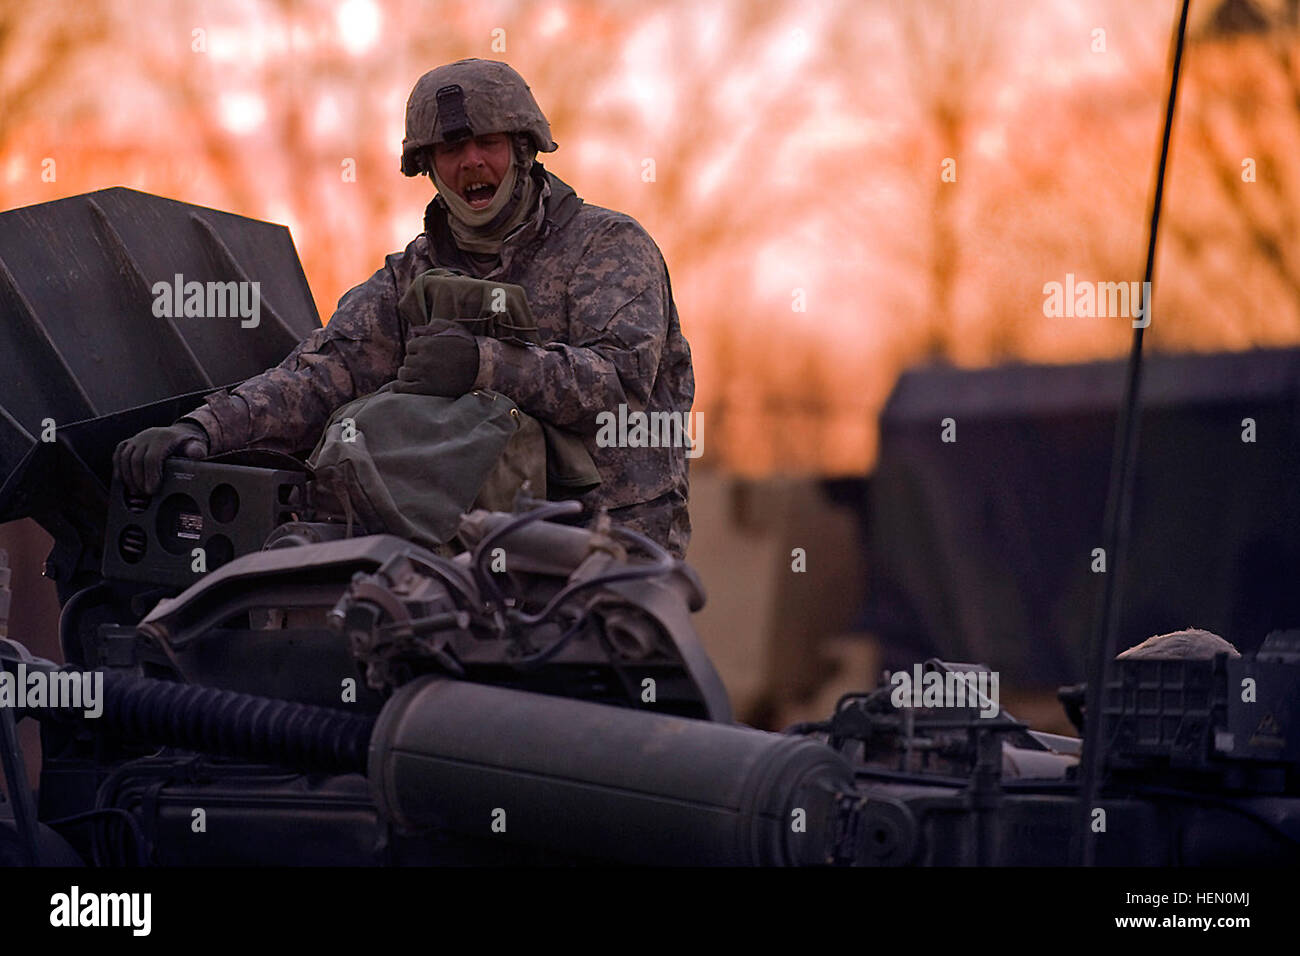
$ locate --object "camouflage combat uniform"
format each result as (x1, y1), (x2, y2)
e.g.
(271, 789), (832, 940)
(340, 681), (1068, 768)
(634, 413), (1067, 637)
(183, 164), (695, 556)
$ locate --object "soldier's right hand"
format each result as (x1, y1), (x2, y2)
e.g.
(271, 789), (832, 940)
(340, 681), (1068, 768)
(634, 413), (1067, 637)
(113, 421), (210, 496)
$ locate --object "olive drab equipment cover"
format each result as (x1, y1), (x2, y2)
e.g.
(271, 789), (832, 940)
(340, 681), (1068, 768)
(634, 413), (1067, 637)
(307, 269), (597, 547)
(307, 384), (542, 549)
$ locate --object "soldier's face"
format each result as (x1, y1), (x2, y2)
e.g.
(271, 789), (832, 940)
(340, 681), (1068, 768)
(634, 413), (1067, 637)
(432, 133), (513, 211)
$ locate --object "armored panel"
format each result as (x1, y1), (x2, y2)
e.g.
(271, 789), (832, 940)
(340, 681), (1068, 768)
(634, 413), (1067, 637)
(103, 459), (307, 588)
(0, 187), (320, 526)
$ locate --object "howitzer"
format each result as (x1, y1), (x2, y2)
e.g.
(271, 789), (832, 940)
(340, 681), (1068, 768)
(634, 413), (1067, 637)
(2, 496), (856, 866)
(3, 472), (1298, 865)
(6, 543), (1299, 865)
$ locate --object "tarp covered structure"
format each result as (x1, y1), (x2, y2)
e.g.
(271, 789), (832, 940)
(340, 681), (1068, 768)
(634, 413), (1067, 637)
(863, 350), (1300, 686)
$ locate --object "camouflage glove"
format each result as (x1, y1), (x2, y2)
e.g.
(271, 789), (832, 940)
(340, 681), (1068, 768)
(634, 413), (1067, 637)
(393, 322), (480, 397)
(113, 421), (209, 496)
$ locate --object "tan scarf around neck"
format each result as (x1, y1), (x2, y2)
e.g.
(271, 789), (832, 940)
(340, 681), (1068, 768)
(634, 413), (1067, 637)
(433, 152), (542, 256)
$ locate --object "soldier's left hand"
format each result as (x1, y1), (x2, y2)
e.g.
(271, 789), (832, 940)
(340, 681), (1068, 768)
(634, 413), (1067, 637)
(394, 322), (480, 397)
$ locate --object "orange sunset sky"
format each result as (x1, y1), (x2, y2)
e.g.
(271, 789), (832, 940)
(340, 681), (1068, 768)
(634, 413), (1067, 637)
(3, 0), (1298, 475)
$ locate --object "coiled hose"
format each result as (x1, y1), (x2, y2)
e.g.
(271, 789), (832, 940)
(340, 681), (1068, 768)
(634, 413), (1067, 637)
(97, 672), (374, 774)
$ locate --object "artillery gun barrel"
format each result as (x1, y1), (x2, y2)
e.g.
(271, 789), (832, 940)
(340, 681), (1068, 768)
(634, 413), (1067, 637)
(14, 665), (855, 865)
(369, 676), (853, 865)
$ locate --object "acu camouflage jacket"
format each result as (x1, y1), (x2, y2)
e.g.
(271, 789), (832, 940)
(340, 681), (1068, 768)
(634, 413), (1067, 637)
(183, 165), (695, 556)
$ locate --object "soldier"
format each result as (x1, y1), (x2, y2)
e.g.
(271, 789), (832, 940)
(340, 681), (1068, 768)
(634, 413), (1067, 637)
(114, 59), (694, 556)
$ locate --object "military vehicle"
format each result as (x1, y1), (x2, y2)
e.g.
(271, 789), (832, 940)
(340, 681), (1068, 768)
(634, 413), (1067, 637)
(1, 0), (1297, 866)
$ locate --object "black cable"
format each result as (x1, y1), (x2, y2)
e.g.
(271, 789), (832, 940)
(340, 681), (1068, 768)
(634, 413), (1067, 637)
(509, 526), (676, 627)
(509, 615), (589, 671)
(397, 548), (480, 606)
(1077, 0), (1192, 867)
(508, 528), (679, 665)
(57, 583), (109, 666)
(469, 500), (583, 609)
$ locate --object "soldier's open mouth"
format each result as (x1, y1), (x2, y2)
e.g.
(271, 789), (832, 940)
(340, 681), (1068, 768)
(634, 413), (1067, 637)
(464, 182), (497, 209)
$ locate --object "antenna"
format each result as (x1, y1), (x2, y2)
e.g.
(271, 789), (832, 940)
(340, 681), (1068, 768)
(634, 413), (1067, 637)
(1074, 0), (1193, 866)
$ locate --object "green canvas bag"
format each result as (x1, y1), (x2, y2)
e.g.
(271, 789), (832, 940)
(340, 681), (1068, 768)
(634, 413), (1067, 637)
(307, 384), (545, 549)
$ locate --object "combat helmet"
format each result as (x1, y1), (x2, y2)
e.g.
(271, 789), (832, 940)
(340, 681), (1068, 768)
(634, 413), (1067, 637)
(401, 59), (557, 176)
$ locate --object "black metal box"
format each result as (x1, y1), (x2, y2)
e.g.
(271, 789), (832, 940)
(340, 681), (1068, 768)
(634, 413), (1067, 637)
(103, 459), (306, 588)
